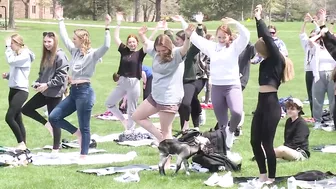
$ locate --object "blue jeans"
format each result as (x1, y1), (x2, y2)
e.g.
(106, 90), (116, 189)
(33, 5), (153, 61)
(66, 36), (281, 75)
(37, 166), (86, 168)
(49, 83), (95, 155)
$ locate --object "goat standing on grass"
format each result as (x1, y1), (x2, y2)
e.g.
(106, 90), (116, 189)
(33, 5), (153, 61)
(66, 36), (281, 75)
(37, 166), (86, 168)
(158, 135), (210, 176)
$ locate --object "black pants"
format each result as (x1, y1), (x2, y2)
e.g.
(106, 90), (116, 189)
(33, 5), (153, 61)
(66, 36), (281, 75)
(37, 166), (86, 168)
(6, 88), (29, 143)
(179, 79), (206, 129)
(22, 92), (62, 149)
(250, 92), (281, 179)
(143, 75), (153, 101)
(305, 71), (314, 117)
(334, 95), (336, 130)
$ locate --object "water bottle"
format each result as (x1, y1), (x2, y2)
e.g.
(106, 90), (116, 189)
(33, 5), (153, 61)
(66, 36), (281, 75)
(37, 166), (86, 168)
(287, 176), (297, 189)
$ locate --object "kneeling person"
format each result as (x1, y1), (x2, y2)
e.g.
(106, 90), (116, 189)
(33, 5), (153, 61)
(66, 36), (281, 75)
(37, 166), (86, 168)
(274, 98), (310, 161)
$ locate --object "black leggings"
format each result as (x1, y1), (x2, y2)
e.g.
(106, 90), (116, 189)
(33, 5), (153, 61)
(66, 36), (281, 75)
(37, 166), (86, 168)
(143, 75), (152, 101)
(179, 79), (206, 129)
(333, 95), (336, 128)
(250, 92), (281, 179)
(22, 92), (62, 149)
(6, 88), (29, 143)
(305, 71), (313, 117)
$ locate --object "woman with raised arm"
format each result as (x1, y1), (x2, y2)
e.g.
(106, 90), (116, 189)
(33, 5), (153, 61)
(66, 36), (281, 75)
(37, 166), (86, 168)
(132, 24), (194, 143)
(105, 12), (146, 132)
(299, 13), (319, 118)
(3, 34), (35, 150)
(172, 13), (206, 131)
(48, 6), (111, 159)
(251, 5), (294, 183)
(178, 15), (250, 152)
(22, 31), (69, 153)
(307, 9), (336, 130)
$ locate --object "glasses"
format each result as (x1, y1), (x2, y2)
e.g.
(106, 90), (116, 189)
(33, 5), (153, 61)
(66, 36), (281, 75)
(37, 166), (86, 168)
(43, 32), (55, 37)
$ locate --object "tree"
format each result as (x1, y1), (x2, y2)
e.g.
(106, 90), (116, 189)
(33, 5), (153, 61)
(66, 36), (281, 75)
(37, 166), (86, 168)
(154, 0), (161, 21)
(134, 0), (140, 22)
(8, 0), (15, 28)
(142, 0), (155, 22)
(21, 0), (30, 19)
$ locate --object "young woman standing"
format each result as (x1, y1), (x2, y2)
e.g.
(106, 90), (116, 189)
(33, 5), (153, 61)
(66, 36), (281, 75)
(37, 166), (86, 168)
(251, 5), (294, 183)
(3, 34), (35, 150)
(48, 7), (111, 159)
(105, 12), (145, 131)
(22, 31), (69, 153)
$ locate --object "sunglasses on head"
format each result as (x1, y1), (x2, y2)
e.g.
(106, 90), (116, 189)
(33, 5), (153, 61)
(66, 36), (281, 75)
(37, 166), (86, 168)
(43, 32), (55, 37)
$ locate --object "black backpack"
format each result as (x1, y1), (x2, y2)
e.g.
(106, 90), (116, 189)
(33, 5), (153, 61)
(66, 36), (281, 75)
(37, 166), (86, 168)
(191, 128), (241, 172)
(175, 129), (202, 144)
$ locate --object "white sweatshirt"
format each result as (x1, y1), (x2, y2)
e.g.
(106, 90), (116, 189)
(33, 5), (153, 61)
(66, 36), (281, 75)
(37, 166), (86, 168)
(189, 22), (250, 85)
(299, 33), (314, 71)
(311, 42), (336, 81)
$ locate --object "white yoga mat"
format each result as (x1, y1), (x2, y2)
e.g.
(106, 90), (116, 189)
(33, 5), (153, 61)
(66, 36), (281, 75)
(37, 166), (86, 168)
(117, 139), (155, 147)
(32, 150), (137, 166)
(94, 113), (179, 121)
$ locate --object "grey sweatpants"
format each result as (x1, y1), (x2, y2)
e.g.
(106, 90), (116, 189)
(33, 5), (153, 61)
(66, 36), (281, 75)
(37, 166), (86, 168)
(105, 76), (140, 130)
(312, 71), (335, 123)
(211, 84), (243, 132)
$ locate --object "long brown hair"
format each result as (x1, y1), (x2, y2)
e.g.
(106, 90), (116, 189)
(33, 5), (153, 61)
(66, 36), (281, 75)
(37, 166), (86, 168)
(216, 25), (235, 48)
(154, 34), (173, 63)
(40, 32), (58, 69)
(74, 29), (91, 55)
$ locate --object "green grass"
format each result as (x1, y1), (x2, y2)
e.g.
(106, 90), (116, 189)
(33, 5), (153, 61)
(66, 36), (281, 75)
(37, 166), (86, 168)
(0, 20), (335, 189)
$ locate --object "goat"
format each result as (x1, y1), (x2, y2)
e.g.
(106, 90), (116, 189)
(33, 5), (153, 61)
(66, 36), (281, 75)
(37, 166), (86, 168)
(158, 135), (210, 176)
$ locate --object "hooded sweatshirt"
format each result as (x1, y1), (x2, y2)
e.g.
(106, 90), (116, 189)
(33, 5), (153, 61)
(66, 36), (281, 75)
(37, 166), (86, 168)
(36, 49), (69, 97)
(5, 47), (35, 92)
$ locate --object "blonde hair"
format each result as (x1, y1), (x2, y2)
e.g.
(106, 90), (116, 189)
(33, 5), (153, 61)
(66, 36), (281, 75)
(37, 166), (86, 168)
(254, 38), (294, 83)
(11, 34), (24, 54)
(282, 56), (295, 83)
(74, 29), (91, 55)
(255, 38), (269, 58)
(154, 34), (173, 63)
(41, 32), (58, 70)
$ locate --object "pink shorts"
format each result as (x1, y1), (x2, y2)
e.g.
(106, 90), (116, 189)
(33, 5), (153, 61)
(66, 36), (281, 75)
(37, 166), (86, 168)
(146, 94), (180, 114)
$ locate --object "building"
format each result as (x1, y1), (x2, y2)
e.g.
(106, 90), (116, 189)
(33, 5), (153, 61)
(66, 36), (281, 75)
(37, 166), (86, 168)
(0, 0), (58, 20)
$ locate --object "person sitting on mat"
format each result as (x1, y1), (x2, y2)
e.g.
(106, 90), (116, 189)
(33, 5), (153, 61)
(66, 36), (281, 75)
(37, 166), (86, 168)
(274, 98), (310, 161)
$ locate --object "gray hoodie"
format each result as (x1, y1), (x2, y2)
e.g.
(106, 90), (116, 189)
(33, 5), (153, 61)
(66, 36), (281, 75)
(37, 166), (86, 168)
(36, 49), (69, 97)
(5, 47), (35, 92)
(59, 19), (110, 81)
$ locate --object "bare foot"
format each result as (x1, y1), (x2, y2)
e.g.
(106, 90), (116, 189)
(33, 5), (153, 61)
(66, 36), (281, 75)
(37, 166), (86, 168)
(73, 129), (82, 151)
(44, 122), (54, 137)
(182, 121), (189, 131)
(259, 173), (268, 182)
(16, 142), (27, 150)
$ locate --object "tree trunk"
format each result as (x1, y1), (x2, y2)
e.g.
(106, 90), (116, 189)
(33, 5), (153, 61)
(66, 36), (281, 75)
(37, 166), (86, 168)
(251, 0), (254, 19)
(92, 0), (98, 21)
(155, 0), (161, 22)
(52, 0), (57, 18)
(106, 0), (111, 15)
(21, 0), (30, 18)
(8, 0), (15, 29)
(134, 0), (140, 22)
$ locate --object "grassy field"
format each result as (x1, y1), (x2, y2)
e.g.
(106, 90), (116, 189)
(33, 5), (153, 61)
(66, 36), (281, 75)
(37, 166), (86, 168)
(0, 19), (335, 189)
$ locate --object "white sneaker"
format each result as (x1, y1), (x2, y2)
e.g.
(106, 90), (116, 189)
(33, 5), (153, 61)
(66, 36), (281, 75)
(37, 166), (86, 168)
(204, 173), (221, 186)
(199, 109), (206, 126)
(217, 171), (234, 188)
(225, 126), (234, 149)
(321, 125), (335, 132)
(191, 162), (209, 173)
(313, 122), (322, 130)
(114, 171), (140, 183)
